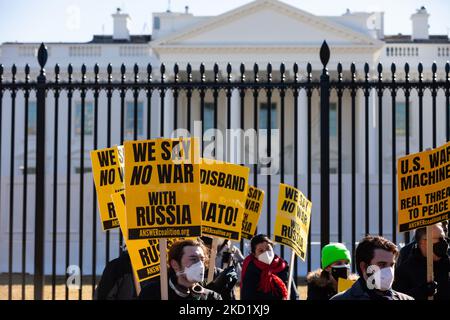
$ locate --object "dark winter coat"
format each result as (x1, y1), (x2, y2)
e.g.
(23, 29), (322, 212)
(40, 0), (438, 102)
(240, 259), (299, 300)
(331, 278), (414, 300)
(306, 269), (337, 300)
(393, 245), (450, 300)
(94, 251), (137, 300)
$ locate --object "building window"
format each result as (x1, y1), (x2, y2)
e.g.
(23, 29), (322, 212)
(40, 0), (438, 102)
(203, 102), (215, 131)
(75, 167), (92, 174)
(125, 102), (144, 137)
(153, 17), (160, 30)
(28, 101), (37, 135)
(395, 102), (412, 136)
(75, 102), (93, 135)
(330, 103), (337, 137)
(19, 166), (36, 174)
(259, 103), (277, 130)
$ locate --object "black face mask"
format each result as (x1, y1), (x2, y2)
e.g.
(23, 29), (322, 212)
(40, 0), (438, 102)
(433, 238), (449, 258)
(331, 265), (350, 281)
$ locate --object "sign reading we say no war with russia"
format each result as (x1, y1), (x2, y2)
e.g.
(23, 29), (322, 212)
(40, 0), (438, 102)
(124, 137), (202, 240)
(397, 141), (450, 232)
(200, 159), (250, 241)
(274, 183), (312, 260)
(241, 186), (265, 240)
(91, 146), (124, 231)
(112, 190), (179, 282)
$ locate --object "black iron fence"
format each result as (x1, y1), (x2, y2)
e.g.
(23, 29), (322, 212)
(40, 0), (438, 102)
(0, 41), (449, 300)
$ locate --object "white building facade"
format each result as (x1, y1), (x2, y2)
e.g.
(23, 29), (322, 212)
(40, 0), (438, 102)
(0, 0), (449, 277)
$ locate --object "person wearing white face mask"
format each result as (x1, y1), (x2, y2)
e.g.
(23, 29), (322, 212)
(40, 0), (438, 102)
(139, 239), (222, 300)
(331, 235), (413, 300)
(240, 234), (299, 300)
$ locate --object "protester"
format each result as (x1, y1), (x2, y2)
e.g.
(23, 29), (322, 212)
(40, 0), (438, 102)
(139, 239), (222, 300)
(240, 234), (299, 300)
(215, 239), (245, 282)
(307, 243), (354, 300)
(94, 248), (138, 300)
(331, 235), (413, 300)
(393, 223), (450, 300)
(200, 236), (239, 300)
(397, 220), (449, 267)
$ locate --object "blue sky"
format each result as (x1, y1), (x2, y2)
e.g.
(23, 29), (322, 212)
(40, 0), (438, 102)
(0, 0), (449, 43)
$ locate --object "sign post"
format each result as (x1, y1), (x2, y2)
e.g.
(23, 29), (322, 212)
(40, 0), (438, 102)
(426, 225), (434, 301)
(207, 237), (219, 283)
(159, 239), (169, 300)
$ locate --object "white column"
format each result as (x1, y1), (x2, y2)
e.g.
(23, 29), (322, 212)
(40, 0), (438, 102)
(227, 88), (242, 164)
(298, 90), (308, 175)
(369, 90), (378, 175)
(151, 92), (160, 138)
(164, 90), (174, 137)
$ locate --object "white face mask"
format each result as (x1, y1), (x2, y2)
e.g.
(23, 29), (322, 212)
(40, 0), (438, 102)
(257, 249), (275, 265)
(177, 260), (205, 283)
(378, 267), (394, 291)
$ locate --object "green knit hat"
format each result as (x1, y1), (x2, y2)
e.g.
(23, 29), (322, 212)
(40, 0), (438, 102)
(321, 243), (351, 269)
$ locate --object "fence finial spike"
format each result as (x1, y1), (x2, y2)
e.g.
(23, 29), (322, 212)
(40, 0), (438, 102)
(364, 62), (369, 74)
(391, 62), (396, 74)
(307, 62), (312, 75)
(320, 40), (330, 68)
(350, 62), (356, 74)
(337, 62), (342, 74)
(37, 43), (48, 70)
(377, 62), (383, 74)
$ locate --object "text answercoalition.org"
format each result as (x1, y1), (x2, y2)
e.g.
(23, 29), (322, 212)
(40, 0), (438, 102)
(178, 304), (270, 318)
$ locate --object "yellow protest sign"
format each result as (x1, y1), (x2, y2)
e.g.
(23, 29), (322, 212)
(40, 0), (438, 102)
(338, 278), (356, 293)
(124, 138), (202, 240)
(90, 146), (124, 230)
(200, 159), (250, 241)
(397, 141), (450, 232)
(112, 191), (179, 282)
(274, 183), (312, 260)
(241, 186), (265, 240)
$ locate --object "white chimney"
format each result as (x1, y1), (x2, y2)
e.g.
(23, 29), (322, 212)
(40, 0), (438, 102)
(411, 6), (429, 40)
(112, 8), (131, 40)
